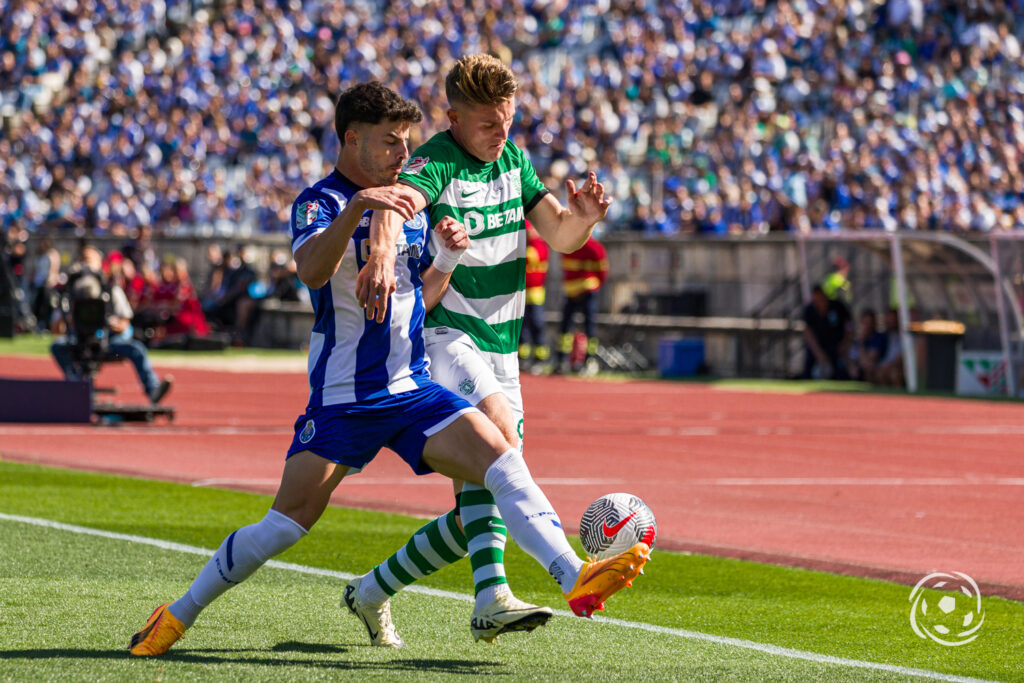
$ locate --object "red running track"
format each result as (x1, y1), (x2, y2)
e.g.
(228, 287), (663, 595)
(2, 355), (1023, 599)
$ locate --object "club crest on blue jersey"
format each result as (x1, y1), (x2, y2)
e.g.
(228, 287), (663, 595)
(405, 212), (426, 231)
(299, 419), (316, 443)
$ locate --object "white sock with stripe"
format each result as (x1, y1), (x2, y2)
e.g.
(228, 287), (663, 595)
(168, 509), (307, 626)
(483, 450), (584, 593)
(357, 508), (468, 605)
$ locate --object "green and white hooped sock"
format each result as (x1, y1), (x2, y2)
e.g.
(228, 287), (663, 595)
(459, 482), (510, 606)
(358, 508), (467, 605)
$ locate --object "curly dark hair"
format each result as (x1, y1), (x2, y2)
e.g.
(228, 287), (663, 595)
(334, 82), (423, 146)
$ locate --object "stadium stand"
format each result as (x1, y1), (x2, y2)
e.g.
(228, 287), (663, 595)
(3, 0), (1024, 237)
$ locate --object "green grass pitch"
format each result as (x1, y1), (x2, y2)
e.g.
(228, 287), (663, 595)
(1, 461), (1022, 681)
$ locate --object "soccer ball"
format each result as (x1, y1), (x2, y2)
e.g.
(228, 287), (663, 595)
(579, 493), (657, 559)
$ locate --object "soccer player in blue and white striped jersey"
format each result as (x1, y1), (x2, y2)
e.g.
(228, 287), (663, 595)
(129, 82), (648, 657)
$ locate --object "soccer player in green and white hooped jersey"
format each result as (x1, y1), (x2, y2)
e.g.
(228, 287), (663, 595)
(345, 54), (619, 645)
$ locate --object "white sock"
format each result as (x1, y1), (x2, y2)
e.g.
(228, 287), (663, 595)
(169, 509), (307, 626)
(483, 450), (584, 593)
(168, 590), (203, 627)
(474, 582), (511, 608)
(356, 571), (391, 605)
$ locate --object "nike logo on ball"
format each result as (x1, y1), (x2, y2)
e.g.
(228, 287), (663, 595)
(602, 511), (637, 538)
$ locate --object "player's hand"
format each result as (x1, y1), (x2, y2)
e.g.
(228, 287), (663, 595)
(431, 216), (469, 273)
(353, 185), (418, 222)
(566, 172), (613, 225)
(107, 317), (129, 334)
(435, 216), (469, 254)
(356, 253), (396, 323)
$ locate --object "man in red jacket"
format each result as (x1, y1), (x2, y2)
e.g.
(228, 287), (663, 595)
(555, 234), (608, 373)
(518, 221), (551, 372)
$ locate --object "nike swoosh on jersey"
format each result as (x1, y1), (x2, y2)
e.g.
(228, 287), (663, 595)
(602, 511), (638, 538)
(460, 189), (481, 198)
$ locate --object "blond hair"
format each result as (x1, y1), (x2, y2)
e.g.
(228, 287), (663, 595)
(445, 54), (518, 107)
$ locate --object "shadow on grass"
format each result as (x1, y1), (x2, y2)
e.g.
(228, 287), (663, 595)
(0, 644), (506, 674)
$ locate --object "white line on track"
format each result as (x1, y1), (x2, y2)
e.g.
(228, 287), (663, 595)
(687, 477), (1024, 486)
(3, 424), (1023, 438)
(0, 512), (995, 683)
(0, 426), (293, 436)
(642, 425), (1024, 436)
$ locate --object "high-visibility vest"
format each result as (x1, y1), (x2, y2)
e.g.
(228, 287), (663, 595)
(525, 228), (548, 306)
(561, 237), (608, 298)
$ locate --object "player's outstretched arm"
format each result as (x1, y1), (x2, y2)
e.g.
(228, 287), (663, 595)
(528, 172), (613, 253)
(356, 191), (429, 322)
(421, 217), (469, 312)
(295, 186), (418, 290)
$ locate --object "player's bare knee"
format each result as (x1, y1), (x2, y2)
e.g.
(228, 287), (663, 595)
(422, 411), (511, 483)
(269, 500), (320, 532)
(476, 393), (519, 450)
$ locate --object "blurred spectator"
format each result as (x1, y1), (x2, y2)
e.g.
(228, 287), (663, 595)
(2, 0), (1024, 236)
(821, 255), (852, 304)
(30, 235), (61, 331)
(136, 257), (211, 344)
(234, 247), (305, 345)
(168, 258), (212, 338)
(117, 253), (148, 313)
(876, 308), (906, 387)
(5, 226), (28, 292)
(262, 249), (305, 304)
(3, 225), (35, 330)
(200, 243), (227, 310)
(848, 308), (888, 382)
(801, 284), (852, 380)
(202, 245), (256, 343)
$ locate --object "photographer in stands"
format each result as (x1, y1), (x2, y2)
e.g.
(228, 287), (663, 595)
(50, 245), (173, 404)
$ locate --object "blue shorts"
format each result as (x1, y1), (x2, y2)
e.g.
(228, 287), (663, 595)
(286, 383), (477, 475)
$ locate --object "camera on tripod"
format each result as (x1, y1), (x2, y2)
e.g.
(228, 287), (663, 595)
(59, 269), (114, 380)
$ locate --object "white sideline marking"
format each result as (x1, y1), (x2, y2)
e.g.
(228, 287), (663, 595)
(188, 476), (1024, 489)
(190, 477), (624, 488)
(0, 512), (996, 683)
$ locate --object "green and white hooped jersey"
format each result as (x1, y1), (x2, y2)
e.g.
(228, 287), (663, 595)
(399, 131), (549, 366)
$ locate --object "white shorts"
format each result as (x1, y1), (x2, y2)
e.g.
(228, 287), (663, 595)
(424, 326), (525, 446)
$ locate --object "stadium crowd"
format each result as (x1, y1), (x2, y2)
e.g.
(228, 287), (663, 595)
(3, 0), (1024, 237)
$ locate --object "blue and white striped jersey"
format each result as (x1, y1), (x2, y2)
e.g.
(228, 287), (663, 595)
(290, 169), (433, 408)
